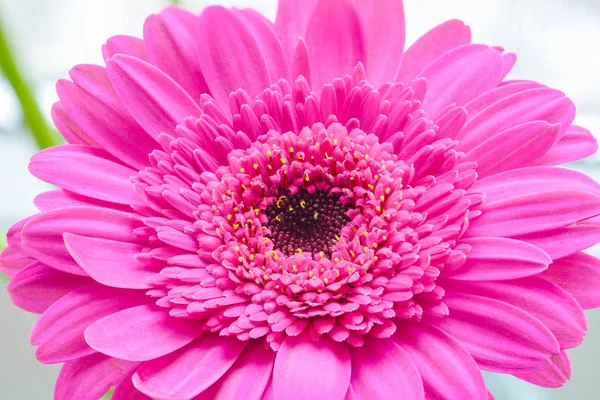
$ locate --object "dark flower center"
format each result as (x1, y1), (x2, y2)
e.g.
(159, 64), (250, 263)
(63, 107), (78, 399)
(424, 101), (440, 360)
(265, 189), (352, 256)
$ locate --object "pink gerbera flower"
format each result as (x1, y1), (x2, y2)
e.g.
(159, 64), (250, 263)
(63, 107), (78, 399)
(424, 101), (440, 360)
(3, 0), (600, 399)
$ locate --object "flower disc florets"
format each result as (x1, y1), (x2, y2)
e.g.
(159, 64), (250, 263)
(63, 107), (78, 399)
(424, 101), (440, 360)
(134, 72), (480, 350)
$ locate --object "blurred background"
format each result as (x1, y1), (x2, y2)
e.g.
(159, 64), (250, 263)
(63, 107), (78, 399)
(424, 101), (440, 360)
(0, 0), (599, 398)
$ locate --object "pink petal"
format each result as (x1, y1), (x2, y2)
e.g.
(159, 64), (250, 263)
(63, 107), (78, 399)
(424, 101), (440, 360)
(541, 252), (600, 310)
(350, 337), (424, 399)
(292, 37), (312, 84)
(515, 217), (600, 260)
(20, 207), (144, 276)
(396, 19), (471, 84)
(537, 125), (598, 165)
(274, 332), (351, 399)
(395, 323), (487, 400)
(435, 292), (559, 373)
(102, 35), (148, 61)
(29, 144), (140, 205)
(458, 87), (576, 150)
(419, 45), (504, 117)
(34, 189), (131, 212)
(133, 334), (247, 400)
(469, 166), (600, 202)
(447, 237), (551, 280)
(445, 278), (587, 349)
(51, 102), (91, 145)
(84, 304), (202, 361)
(112, 373), (151, 400)
(513, 351), (571, 388)
(274, 0), (317, 59)
(305, 0), (365, 91)
(31, 283), (147, 363)
(143, 7), (209, 101)
(7, 262), (89, 314)
(197, 6), (271, 113)
(501, 52), (517, 79)
(464, 122), (560, 176)
(354, 0), (406, 87)
(192, 340), (273, 400)
(466, 189), (600, 238)
(55, 353), (139, 400)
(106, 55), (201, 139)
(235, 9), (291, 83)
(64, 64), (158, 169)
(64, 233), (154, 289)
(464, 81), (544, 117)
(0, 246), (33, 277)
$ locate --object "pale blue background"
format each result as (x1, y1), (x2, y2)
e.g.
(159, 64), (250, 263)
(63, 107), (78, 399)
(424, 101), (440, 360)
(1, 0), (599, 398)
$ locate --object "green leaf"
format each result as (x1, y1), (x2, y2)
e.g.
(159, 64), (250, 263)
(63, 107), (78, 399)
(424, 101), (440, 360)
(0, 13), (62, 149)
(0, 230), (8, 283)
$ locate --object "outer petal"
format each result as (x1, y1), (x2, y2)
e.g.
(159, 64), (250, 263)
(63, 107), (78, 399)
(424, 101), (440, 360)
(64, 233), (154, 289)
(106, 55), (202, 139)
(396, 19), (471, 84)
(435, 292), (560, 373)
(33, 189), (131, 212)
(29, 144), (140, 205)
(513, 351), (571, 388)
(305, 0), (365, 91)
(143, 7), (209, 101)
(132, 335), (247, 400)
(102, 35), (148, 61)
(20, 207), (144, 276)
(537, 125), (598, 165)
(354, 0), (406, 87)
(197, 6), (271, 114)
(458, 87), (576, 150)
(515, 217), (600, 260)
(541, 252), (600, 309)
(51, 101), (94, 145)
(350, 337), (424, 399)
(84, 304), (203, 361)
(274, 333), (351, 400)
(235, 9), (291, 83)
(196, 340), (274, 400)
(446, 237), (551, 280)
(395, 323), (487, 400)
(274, 0), (317, 58)
(444, 278), (587, 349)
(31, 283), (148, 363)
(419, 45), (504, 117)
(55, 353), (139, 400)
(0, 246), (33, 277)
(7, 262), (90, 314)
(112, 373), (151, 400)
(66, 64), (158, 169)
(464, 122), (560, 177)
(464, 81), (544, 117)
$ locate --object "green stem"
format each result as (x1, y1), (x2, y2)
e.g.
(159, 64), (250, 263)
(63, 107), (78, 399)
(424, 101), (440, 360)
(170, 0), (181, 5)
(0, 15), (60, 149)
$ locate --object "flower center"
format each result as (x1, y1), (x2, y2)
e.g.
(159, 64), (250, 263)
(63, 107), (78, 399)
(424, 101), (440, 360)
(265, 189), (352, 256)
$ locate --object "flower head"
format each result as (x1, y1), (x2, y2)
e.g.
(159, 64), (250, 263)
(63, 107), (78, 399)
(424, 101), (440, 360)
(2, 1), (600, 399)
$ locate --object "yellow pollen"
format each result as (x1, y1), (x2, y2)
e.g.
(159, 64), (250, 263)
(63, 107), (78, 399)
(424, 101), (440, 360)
(254, 163), (259, 169)
(333, 139), (339, 145)
(289, 147), (294, 153)
(275, 215), (282, 222)
(267, 165), (272, 170)
(385, 187), (391, 194)
(297, 154), (304, 160)
(350, 250), (355, 257)
(267, 151), (273, 157)
(320, 268), (325, 273)
(249, 254), (255, 261)
(289, 206), (294, 211)
(296, 280), (301, 285)
(368, 184), (375, 190)
(235, 246), (240, 252)
(296, 248), (303, 254)
(374, 256), (379, 261)
(221, 194), (226, 200)
(376, 206), (382, 212)
(315, 142), (320, 147)
(240, 168), (245, 173)
(334, 257), (340, 263)
(233, 223), (240, 230)
(348, 268), (353, 273)
(280, 158), (287, 164)
(227, 189), (232, 195)
(365, 155), (369, 161)
(263, 275), (269, 280)
(292, 265), (298, 273)
(234, 207), (238, 212)
(324, 278), (329, 284)
(254, 209), (260, 216)
(300, 200), (306, 208)
(212, 205), (217, 211)
(255, 279), (261, 284)
(373, 243), (378, 249)
(380, 195), (386, 201)
(238, 257), (244, 262)
(309, 271), (314, 278)
(304, 172), (310, 182)
(364, 246), (369, 252)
